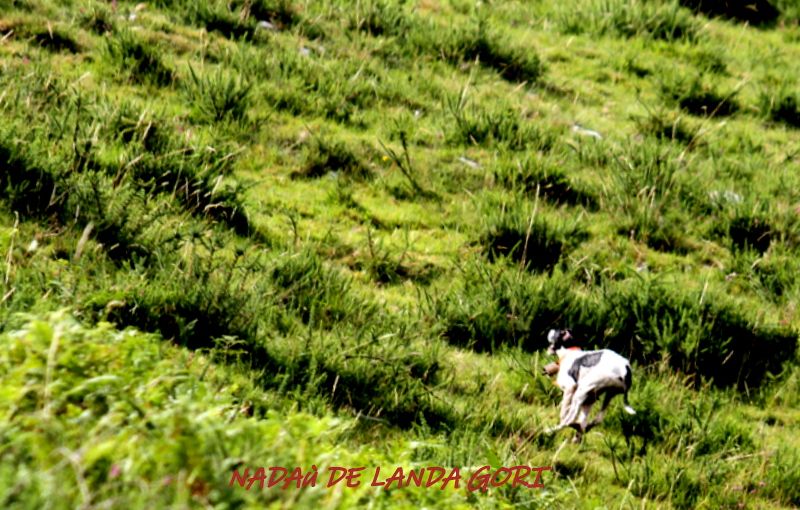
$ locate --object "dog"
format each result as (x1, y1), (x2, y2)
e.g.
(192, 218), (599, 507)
(543, 328), (635, 443)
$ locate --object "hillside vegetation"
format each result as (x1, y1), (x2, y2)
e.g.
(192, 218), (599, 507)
(2, 0), (800, 508)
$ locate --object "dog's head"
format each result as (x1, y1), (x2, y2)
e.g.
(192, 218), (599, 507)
(547, 328), (575, 355)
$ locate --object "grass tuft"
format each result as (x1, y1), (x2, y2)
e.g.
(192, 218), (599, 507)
(480, 201), (587, 273)
(104, 29), (174, 86)
(558, 0), (702, 42)
(348, 0), (410, 36)
(494, 155), (598, 209)
(758, 86), (800, 128)
(0, 130), (58, 219)
(294, 136), (371, 181)
(31, 26), (81, 53)
(445, 91), (554, 150)
(660, 73), (740, 117)
(183, 66), (253, 123)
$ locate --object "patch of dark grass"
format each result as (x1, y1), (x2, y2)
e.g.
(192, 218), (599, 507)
(0, 132), (58, 219)
(661, 74), (739, 117)
(552, 458), (585, 478)
(633, 109), (699, 145)
(445, 94), (554, 150)
(620, 55), (652, 77)
(397, 18), (543, 83)
(105, 105), (173, 155)
(694, 417), (754, 456)
(687, 47), (728, 75)
(126, 146), (251, 236)
(568, 137), (614, 167)
(252, 333), (452, 430)
(347, 0), (410, 37)
(148, 0), (298, 39)
(313, 358), (454, 429)
(751, 254), (800, 300)
(367, 258), (440, 285)
(353, 230), (441, 286)
(81, 231), (446, 431)
(494, 156), (598, 210)
(430, 263), (583, 352)
(478, 197), (588, 274)
(481, 213), (587, 273)
(5, 77), (252, 238)
(271, 249), (379, 330)
(723, 211), (773, 254)
(95, 100), (253, 235)
(618, 404), (671, 453)
(483, 221), (560, 272)
(775, 0), (800, 24)
(205, 13), (255, 40)
(104, 29), (174, 86)
(443, 21), (543, 83)
(32, 28), (81, 53)
(77, 3), (115, 34)
(707, 198), (775, 255)
(245, 0), (298, 28)
(99, 257), (262, 349)
(293, 136), (371, 181)
(759, 87), (800, 128)
(599, 279), (796, 389)
(0, 63), (70, 114)
(87, 102), (253, 236)
(679, 0), (779, 26)
(63, 170), (188, 263)
(1, 100), (185, 265)
(0, 0), (32, 12)
(618, 209), (694, 254)
(262, 53), (383, 125)
(623, 451), (717, 509)
(729, 217), (772, 254)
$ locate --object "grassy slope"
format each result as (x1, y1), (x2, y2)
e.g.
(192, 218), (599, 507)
(2, 0), (800, 508)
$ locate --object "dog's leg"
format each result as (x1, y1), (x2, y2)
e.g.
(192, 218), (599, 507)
(560, 385), (576, 423)
(545, 385), (577, 434)
(573, 401), (593, 444)
(560, 386), (592, 431)
(585, 389), (618, 432)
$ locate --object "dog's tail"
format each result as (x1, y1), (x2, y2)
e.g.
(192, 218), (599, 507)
(622, 394), (636, 415)
(622, 366), (636, 415)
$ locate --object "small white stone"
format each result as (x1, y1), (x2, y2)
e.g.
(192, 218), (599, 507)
(571, 123), (603, 139)
(457, 156), (481, 169)
(709, 190), (742, 205)
(256, 20), (276, 31)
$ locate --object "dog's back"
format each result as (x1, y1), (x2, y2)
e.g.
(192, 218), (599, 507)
(557, 348), (635, 415)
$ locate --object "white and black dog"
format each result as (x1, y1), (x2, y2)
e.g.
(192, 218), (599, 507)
(544, 328), (636, 443)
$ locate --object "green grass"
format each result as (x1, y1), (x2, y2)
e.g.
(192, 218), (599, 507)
(2, 0), (800, 508)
